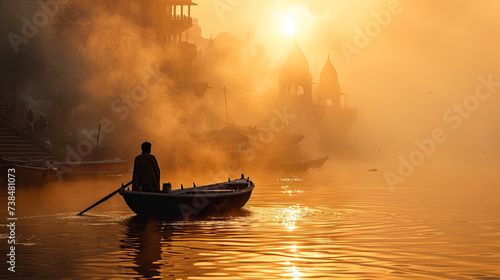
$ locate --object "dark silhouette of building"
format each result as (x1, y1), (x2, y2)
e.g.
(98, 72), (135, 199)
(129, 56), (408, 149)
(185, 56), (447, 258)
(279, 41), (314, 117)
(279, 42), (357, 154)
(317, 56), (342, 109)
(1, 0), (207, 113)
(316, 56), (357, 153)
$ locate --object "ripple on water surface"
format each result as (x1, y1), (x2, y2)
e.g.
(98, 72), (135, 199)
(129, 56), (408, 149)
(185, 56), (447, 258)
(1, 163), (500, 279)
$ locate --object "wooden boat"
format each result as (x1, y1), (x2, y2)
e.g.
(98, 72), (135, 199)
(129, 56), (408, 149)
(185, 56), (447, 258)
(1, 156), (50, 165)
(119, 175), (255, 218)
(268, 155), (329, 172)
(53, 158), (128, 177)
(0, 158), (57, 186)
(295, 156), (329, 168)
(275, 160), (310, 172)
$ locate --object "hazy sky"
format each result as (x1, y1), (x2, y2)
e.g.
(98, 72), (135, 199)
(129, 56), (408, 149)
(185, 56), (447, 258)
(4, 0), (500, 166)
(193, 0), (500, 161)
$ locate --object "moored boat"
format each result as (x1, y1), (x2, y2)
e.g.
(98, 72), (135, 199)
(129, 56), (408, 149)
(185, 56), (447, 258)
(269, 155), (329, 172)
(296, 156), (329, 168)
(119, 175), (255, 218)
(1, 156), (50, 165)
(1, 158), (57, 186)
(53, 158), (128, 178)
(275, 160), (310, 173)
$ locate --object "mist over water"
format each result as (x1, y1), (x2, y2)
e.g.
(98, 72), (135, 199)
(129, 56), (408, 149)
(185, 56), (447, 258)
(3, 1), (500, 167)
(1, 162), (499, 279)
(197, 0), (500, 162)
(2, 0), (500, 278)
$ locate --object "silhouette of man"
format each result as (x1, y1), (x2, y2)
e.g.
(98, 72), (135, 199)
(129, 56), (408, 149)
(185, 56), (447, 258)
(132, 142), (161, 192)
(27, 109), (33, 122)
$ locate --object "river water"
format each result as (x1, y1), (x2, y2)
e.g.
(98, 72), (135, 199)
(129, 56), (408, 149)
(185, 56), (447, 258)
(1, 160), (500, 279)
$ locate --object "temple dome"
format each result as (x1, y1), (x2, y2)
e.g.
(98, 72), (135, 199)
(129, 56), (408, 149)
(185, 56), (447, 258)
(320, 57), (339, 84)
(206, 38), (218, 57)
(280, 41), (311, 82)
(284, 42), (309, 69)
(317, 56), (342, 107)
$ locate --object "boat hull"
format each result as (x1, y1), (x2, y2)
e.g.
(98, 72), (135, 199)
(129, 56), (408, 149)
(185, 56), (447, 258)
(120, 178), (254, 218)
(297, 156), (329, 168)
(275, 161), (310, 172)
(1, 164), (56, 186)
(54, 159), (128, 178)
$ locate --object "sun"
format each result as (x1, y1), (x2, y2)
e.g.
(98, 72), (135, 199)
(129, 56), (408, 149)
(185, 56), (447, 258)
(281, 17), (298, 36)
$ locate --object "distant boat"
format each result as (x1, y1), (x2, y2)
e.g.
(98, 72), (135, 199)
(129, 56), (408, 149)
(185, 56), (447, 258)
(194, 125), (316, 172)
(53, 158), (128, 178)
(274, 160), (310, 173)
(119, 175), (255, 218)
(295, 156), (329, 168)
(266, 155), (329, 173)
(1, 156), (57, 186)
(1, 156), (49, 165)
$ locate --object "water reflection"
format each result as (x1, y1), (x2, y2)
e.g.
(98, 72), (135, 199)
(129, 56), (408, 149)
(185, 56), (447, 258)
(120, 216), (163, 279)
(272, 205), (308, 231)
(2, 162), (499, 279)
(111, 172), (346, 280)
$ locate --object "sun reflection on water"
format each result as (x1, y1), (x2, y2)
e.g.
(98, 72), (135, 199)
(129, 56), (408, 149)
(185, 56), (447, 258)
(6, 163), (500, 279)
(273, 205), (308, 231)
(282, 185), (304, 196)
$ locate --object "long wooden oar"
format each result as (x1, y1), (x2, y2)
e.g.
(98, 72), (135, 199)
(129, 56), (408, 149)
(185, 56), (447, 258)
(77, 181), (132, 216)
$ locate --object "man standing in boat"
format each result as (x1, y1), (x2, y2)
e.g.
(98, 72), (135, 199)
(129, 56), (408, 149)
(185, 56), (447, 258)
(132, 142), (161, 192)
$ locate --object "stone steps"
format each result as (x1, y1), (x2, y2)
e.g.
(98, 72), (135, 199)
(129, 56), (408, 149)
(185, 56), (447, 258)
(0, 87), (74, 160)
(0, 104), (61, 159)
(0, 128), (52, 159)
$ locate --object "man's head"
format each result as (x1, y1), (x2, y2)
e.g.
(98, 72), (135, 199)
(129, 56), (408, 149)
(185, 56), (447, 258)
(141, 142), (152, 154)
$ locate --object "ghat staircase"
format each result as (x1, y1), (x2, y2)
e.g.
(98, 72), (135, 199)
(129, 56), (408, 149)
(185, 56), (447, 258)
(0, 88), (67, 160)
